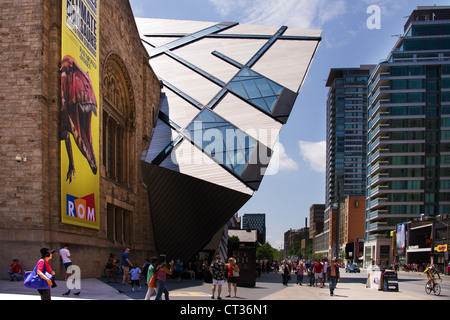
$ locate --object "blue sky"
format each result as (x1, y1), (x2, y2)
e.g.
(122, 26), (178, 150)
(130, 0), (449, 249)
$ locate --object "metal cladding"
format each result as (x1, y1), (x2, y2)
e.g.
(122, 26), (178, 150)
(137, 18), (321, 261)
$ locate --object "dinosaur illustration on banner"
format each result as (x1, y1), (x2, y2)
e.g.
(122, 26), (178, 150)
(60, 55), (98, 184)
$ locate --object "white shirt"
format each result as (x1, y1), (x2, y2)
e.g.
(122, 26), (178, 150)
(59, 248), (71, 263)
(130, 268), (141, 280)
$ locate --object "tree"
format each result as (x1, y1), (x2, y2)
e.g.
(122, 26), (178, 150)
(256, 242), (277, 261)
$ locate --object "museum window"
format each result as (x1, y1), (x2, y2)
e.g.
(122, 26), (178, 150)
(102, 54), (134, 187)
(107, 203), (132, 245)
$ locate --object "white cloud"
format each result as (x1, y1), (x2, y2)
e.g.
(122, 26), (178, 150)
(298, 140), (326, 173)
(276, 142), (299, 171)
(265, 142), (298, 175)
(209, 0), (347, 29)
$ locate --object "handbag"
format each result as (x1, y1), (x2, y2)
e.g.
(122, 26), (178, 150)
(149, 274), (157, 288)
(24, 261), (52, 290)
(232, 269), (240, 277)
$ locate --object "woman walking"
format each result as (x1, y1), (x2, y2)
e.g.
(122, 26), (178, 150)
(145, 257), (158, 300)
(154, 258), (174, 300)
(281, 261), (290, 286)
(226, 258), (240, 298)
(296, 261), (305, 285)
(36, 247), (56, 300)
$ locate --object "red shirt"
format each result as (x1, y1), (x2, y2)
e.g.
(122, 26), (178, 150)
(314, 263), (323, 273)
(37, 259), (52, 274)
(9, 263), (22, 273)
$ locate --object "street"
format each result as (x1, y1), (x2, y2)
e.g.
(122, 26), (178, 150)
(1, 268), (448, 300)
(330, 268), (449, 300)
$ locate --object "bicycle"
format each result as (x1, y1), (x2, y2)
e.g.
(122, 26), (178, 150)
(425, 278), (441, 296)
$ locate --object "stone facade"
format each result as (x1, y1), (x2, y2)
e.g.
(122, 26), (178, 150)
(0, 0), (160, 279)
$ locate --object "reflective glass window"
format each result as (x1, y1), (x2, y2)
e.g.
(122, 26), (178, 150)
(184, 108), (257, 176)
(227, 68), (283, 114)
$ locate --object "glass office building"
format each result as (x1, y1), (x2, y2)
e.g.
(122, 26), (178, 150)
(326, 66), (375, 207)
(322, 66), (374, 257)
(242, 213), (266, 244)
(366, 7), (450, 264)
(136, 19), (321, 261)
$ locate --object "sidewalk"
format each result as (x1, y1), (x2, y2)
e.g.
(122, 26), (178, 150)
(0, 271), (438, 300)
(0, 278), (131, 300)
(261, 280), (423, 300)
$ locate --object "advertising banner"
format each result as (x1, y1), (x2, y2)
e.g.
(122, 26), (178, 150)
(434, 244), (448, 253)
(60, 0), (100, 229)
(396, 222), (406, 256)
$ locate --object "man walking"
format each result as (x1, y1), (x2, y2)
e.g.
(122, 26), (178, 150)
(210, 255), (226, 300)
(327, 259), (340, 296)
(59, 244), (72, 280)
(314, 259), (324, 288)
(121, 248), (133, 285)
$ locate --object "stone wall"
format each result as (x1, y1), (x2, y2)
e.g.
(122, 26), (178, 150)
(0, 0), (160, 279)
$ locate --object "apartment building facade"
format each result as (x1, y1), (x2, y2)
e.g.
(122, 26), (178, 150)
(366, 6), (450, 266)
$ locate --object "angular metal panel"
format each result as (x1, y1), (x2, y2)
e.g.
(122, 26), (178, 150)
(141, 161), (251, 262)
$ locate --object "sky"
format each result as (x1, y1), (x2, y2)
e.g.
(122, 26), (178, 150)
(129, 0), (449, 250)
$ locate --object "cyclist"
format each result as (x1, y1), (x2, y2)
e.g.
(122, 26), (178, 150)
(424, 264), (441, 288)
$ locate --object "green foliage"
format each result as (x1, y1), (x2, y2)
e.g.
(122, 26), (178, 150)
(228, 235), (240, 245)
(256, 242), (277, 260)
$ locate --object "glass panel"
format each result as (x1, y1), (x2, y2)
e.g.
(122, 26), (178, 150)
(242, 79), (261, 99)
(254, 78), (275, 96)
(238, 68), (252, 79)
(264, 96), (278, 111)
(228, 81), (249, 99)
(183, 109), (259, 177)
(233, 163), (246, 176)
(227, 67), (286, 115)
(391, 79), (407, 90)
(250, 98), (270, 113)
(408, 79), (423, 89)
(442, 78), (450, 89)
(201, 108), (217, 123)
(269, 81), (283, 95)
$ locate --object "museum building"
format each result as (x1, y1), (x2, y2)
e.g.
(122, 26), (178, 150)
(0, 0), (160, 278)
(0, 0), (321, 278)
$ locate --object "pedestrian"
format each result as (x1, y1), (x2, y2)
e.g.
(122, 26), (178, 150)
(36, 247), (56, 300)
(142, 259), (150, 284)
(129, 264), (141, 292)
(323, 259), (328, 283)
(308, 260), (315, 286)
(273, 260), (279, 273)
(8, 259), (23, 281)
(121, 248), (132, 285)
(174, 258), (184, 282)
(314, 259), (324, 288)
(281, 260), (290, 286)
(327, 259), (340, 296)
(186, 261), (196, 280)
(296, 261), (305, 285)
(226, 257), (240, 298)
(154, 258), (174, 300)
(210, 255), (227, 300)
(145, 257), (158, 300)
(106, 253), (117, 283)
(59, 244), (72, 280)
